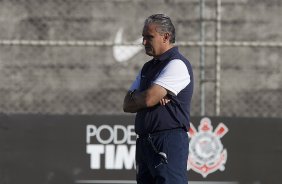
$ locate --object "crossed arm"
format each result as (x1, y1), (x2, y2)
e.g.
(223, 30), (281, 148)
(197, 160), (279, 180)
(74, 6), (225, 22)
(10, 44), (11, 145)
(123, 84), (170, 113)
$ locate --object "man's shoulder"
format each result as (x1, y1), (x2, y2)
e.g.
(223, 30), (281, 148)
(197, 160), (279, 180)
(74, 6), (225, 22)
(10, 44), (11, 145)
(172, 51), (189, 62)
(171, 52), (193, 71)
(164, 59), (188, 74)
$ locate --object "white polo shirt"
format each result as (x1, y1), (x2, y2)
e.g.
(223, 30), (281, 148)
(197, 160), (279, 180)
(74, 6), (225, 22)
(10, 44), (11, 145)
(129, 59), (190, 96)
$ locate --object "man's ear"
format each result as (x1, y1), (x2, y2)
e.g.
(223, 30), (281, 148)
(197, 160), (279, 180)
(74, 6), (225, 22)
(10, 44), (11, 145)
(163, 33), (170, 43)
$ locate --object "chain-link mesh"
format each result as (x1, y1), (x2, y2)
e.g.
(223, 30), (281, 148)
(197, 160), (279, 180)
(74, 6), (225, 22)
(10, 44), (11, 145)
(0, 0), (281, 117)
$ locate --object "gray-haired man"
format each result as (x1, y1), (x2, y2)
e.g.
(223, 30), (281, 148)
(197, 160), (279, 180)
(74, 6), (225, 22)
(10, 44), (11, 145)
(123, 14), (193, 184)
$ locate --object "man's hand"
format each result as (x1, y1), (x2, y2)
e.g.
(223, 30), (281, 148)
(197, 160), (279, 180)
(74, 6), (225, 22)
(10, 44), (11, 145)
(159, 96), (171, 106)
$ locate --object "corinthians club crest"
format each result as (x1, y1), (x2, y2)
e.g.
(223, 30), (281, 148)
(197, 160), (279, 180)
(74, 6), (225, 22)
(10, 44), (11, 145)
(188, 117), (229, 178)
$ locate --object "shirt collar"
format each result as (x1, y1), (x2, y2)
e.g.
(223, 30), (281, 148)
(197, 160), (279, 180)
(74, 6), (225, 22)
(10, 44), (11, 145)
(155, 46), (178, 62)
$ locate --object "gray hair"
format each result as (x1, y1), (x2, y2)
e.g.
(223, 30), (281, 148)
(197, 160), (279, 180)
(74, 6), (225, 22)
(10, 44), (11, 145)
(144, 14), (176, 43)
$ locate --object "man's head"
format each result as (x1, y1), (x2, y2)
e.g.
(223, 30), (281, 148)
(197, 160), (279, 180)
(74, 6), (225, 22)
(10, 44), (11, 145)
(142, 14), (175, 57)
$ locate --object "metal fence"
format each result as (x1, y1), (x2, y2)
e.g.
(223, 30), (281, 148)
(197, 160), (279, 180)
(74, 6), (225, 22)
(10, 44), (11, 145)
(0, 0), (281, 117)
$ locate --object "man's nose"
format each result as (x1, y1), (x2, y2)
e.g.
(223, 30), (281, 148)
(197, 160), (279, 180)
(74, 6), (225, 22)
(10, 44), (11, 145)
(142, 38), (147, 45)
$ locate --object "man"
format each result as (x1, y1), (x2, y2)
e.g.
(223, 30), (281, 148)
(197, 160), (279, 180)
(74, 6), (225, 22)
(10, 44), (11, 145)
(123, 14), (193, 184)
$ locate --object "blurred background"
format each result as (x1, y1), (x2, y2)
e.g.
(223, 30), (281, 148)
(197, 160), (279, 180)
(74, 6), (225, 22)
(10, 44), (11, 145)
(0, 0), (282, 184)
(0, 0), (281, 117)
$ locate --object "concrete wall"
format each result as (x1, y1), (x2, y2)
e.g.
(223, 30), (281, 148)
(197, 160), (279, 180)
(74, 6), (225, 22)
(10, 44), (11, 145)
(0, 0), (281, 116)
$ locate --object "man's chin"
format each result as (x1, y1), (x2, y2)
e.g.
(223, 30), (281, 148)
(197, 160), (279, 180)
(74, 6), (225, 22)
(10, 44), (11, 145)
(145, 51), (153, 56)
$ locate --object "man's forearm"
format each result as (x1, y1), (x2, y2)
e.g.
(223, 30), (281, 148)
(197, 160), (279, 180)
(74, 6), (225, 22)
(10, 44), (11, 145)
(123, 84), (168, 113)
(123, 91), (148, 113)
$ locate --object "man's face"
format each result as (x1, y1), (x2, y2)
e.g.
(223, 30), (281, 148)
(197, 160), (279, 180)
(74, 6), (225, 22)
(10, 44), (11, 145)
(142, 23), (166, 57)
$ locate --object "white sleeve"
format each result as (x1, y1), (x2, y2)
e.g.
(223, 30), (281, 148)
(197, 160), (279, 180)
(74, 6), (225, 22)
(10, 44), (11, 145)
(153, 59), (190, 96)
(129, 71), (141, 91)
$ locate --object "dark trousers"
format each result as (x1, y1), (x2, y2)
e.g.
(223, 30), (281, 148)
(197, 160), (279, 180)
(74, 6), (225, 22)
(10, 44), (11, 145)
(136, 129), (189, 184)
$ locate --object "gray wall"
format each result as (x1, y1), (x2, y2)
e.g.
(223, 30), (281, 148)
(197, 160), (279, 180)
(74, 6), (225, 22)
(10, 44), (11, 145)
(0, 0), (281, 117)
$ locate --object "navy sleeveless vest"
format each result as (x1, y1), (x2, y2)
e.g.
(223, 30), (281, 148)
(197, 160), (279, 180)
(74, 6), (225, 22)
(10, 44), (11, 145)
(135, 47), (193, 135)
